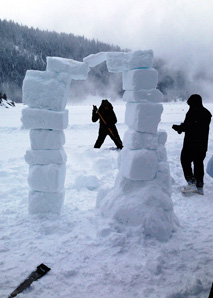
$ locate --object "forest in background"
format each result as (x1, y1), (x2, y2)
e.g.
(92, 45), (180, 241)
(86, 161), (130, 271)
(0, 19), (191, 103)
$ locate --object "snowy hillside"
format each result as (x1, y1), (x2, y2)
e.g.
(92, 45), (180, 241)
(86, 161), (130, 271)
(0, 101), (213, 298)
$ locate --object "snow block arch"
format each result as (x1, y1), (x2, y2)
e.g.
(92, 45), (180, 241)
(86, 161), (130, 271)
(21, 50), (178, 241)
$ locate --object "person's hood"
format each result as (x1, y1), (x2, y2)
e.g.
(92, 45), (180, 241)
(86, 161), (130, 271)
(100, 99), (113, 109)
(187, 94), (203, 108)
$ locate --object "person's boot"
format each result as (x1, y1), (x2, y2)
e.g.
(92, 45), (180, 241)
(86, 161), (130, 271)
(181, 182), (197, 193)
(197, 187), (204, 195)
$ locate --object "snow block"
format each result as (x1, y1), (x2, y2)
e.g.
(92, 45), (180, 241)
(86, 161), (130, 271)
(28, 164), (66, 192)
(122, 68), (158, 91)
(106, 50), (153, 72)
(46, 57), (89, 80)
(125, 102), (163, 134)
(123, 129), (158, 150)
(157, 129), (167, 146)
(156, 162), (171, 195)
(22, 70), (71, 111)
(119, 148), (158, 181)
(206, 155), (213, 178)
(28, 190), (65, 215)
(123, 89), (164, 103)
(83, 52), (107, 68)
(25, 148), (67, 165)
(98, 182), (178, 242)
(157, 145), (167, 162)
(21, 108), (68, 130)
(30, 129), (65, 150)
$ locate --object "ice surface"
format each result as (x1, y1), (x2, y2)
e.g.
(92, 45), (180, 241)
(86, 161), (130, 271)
(21, 108), (68, 130)
(157, 129), (167, 146)
(83, 52), (107, 68)
(123, 129), (158, 150)
(206, 155), (213, 178)
(106, 50), (153, 72)
(122, 68), (158, 91)
(25, 148), (67, 165)
(119, 148), (158, 180)
(30, 129), (65, 150)
(22, 70), (71, 111)
(125, 102), (163, 133)
(46, 56), (89, 80)
(28, 190), (65, 214)
(28, 163), (66, 192)
(123, 89), (164, 103)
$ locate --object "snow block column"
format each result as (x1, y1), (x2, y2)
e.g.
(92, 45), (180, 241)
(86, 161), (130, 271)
(99, 50), (178, 242)
(21, 57), (89, 214)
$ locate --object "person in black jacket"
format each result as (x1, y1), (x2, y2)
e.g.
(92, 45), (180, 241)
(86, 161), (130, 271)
(172, 94), (212, 195)
(92, 99), (123, 149)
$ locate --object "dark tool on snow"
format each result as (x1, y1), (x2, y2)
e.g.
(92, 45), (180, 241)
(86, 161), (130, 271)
(94, 106), (123, 148)
(8, 263), (51, 298)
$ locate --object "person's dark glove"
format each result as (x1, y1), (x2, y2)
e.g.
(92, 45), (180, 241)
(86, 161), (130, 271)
(172, 124), (182, 134)
(93, 105), (97, 112)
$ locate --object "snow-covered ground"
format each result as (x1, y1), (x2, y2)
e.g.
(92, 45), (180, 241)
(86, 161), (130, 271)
(0, 100), (213, 298)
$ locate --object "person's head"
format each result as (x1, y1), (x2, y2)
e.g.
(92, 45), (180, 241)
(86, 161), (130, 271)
(187, 94), (203, 108)
(101, 99), (110, 110)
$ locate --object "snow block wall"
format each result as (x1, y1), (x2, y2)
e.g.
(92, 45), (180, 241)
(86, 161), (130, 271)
(21, 50), (178, 239)
(97, 50), (179, 242)
(21, 58), (89, 214)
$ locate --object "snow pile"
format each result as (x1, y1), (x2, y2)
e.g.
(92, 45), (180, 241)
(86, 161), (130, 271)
(97, 51), (178, 242)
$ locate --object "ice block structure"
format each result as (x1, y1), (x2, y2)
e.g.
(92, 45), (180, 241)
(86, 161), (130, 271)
(21, 57), (89, 214)
(96, 50), (178, 241)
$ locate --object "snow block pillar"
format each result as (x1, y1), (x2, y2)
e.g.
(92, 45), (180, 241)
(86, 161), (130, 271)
(98, 50), (178, 242)
(21, 57), (89, 214)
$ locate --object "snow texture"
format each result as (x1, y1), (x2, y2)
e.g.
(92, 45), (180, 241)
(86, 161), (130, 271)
(46, 56), (89, 80)
(119, 148), (158, 180)
(122, 68), (158, 90)
(83, 52), (107, 68)
(106, 50), (153, 72)
(30, 129), (65, 150)
(123, 88), (164, 103)
(25, 148), (67, 165)
(22, 70), (71, 111)
(1, 103), (213, 298)
(125, 101), (163, 133)
(206, 155), (213, 178)
(28, 163), (66, 192)
(21, 108), (69, 130)
(123, 129), (158, 150)
(28, 190), (65, 214)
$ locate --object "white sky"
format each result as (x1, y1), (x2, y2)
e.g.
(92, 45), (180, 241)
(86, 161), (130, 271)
(0, 0), (213, 72)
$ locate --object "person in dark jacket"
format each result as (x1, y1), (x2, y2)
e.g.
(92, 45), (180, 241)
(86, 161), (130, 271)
(92, 99), (123, 149)
(172, 94), (212, 195)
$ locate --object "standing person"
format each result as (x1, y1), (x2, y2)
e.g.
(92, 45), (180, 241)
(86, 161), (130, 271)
(92, 99), (123, 149)
(172, 94), (212, 195)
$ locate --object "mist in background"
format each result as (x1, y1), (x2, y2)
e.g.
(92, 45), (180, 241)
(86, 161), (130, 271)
(0, 0), (212, 101)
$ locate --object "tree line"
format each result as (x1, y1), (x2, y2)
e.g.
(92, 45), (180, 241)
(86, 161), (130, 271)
(0, 19), (191, 102)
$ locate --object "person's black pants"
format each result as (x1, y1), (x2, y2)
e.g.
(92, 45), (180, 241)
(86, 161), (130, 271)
(94, 125), (123, 149)
(181, 148), (206, 188)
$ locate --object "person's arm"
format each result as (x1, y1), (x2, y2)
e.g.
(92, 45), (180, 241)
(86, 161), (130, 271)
(92, 105), (99, 122)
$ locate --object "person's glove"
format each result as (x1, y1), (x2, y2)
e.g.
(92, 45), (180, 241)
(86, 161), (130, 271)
(93, 105), (97, 112)
(172, 124), (182, 134)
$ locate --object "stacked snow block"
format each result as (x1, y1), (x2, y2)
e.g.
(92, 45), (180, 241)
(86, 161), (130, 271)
(97, 50), (178, 242)
(21, 57), (89, 214)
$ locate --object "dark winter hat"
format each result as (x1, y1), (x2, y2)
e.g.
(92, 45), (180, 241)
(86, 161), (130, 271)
(101, 99), (110, 106)
(187, 94), (203, 107)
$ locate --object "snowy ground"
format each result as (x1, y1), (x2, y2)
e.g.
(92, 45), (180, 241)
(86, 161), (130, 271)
(0, 99), (213, 298)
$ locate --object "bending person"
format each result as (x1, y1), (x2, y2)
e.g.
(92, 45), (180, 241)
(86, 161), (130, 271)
(92, 99), (123, 149)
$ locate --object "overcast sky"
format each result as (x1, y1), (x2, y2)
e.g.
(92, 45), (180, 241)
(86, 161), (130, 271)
(0, 0), (213, 74)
